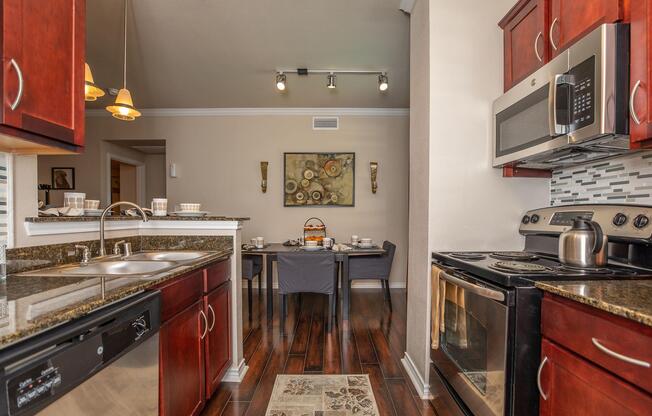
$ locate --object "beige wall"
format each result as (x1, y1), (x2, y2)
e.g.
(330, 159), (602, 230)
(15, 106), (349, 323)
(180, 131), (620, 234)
(145, 154), (166, 202)
(83, 113), (410, 284)
(405, 0), (550, 394)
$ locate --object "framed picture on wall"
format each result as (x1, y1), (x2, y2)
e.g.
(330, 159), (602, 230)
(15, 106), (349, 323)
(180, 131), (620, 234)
(51, 167), (75, 190)
(284, 152), (355, 207)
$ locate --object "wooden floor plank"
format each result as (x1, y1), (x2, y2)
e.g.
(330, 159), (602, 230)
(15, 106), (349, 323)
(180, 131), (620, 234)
(304, 295), (325, 372)
(323, 319), (342, 374)
(340, 320), (363, 374)
(244, 336), (291, 416)
(370, 327), (404, 379)
(284, 355), (305, 374)
(289, 295), (313, 354)
(219, 401), (248, 416)
(386, 379), (424, 416)
(363, 364), (398, 416)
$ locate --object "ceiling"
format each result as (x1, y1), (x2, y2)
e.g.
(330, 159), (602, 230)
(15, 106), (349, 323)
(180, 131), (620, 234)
(86, 0), (410, 110)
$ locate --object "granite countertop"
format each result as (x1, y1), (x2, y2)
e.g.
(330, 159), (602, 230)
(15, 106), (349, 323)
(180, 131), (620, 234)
(0, 249), (232, 349)
(25, 215), (250, 222)
(536, 280), (652, 327)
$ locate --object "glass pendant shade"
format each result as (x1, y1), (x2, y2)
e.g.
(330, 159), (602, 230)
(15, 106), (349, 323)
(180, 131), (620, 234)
(106, 88), (141, 121)
(84, 63), (105, 101)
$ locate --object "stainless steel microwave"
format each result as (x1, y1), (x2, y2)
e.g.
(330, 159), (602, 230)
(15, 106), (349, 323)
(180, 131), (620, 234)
(492, 24), (630, 169)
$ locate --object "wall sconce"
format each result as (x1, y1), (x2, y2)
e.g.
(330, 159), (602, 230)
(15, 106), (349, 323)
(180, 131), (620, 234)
(260, 161), (269, 193)
(370, 162), (378, 194)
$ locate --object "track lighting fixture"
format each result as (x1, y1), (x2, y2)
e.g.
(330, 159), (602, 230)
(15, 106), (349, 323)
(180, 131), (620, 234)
(276, 73), (287, 91)
(378, 74), (389, 91)
(327, 73), (336, 89)
(274, 68), (388, 94)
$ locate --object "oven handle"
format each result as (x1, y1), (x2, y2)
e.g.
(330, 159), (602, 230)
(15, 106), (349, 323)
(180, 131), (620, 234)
(439, 270), (505, 302)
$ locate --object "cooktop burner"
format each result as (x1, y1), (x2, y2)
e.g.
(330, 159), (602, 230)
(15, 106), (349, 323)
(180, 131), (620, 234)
(490, 251), (539, 261)
(449, 252), (487, 260)
(489, 261), (553, 273)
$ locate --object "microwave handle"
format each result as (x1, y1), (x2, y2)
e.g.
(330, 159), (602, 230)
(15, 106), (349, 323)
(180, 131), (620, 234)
(439, 270), (505, 302)
(548, 74), (574, 136)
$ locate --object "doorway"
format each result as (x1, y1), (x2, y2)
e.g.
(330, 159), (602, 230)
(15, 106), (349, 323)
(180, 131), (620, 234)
(110, 159), (138, 204)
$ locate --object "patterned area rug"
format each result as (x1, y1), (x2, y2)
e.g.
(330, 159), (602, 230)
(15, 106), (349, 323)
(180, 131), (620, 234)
(266, 374), (380, 416)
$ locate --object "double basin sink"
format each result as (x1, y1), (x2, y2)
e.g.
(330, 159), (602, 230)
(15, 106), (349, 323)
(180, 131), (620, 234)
(17, 251), (213, 278)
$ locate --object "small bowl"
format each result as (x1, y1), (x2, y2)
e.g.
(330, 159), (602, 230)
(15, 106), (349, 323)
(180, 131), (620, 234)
(179, 203), (201, 212)
(84, 200), (100, 210)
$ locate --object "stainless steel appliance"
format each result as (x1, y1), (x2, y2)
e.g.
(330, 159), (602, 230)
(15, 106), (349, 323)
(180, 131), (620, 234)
(0, 291), (161, 416)
(558, 218), (607, 267)
(492, 24), (630, 169)
(431, 204), (652, 416)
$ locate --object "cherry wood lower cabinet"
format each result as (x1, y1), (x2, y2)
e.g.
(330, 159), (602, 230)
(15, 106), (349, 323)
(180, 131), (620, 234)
(160, 300), (206, 416)
(156, 258), (232, 416)
(539, 294), (652, 415)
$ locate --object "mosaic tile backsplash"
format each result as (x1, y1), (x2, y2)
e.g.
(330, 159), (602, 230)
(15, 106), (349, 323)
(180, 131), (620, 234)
(551, 151), (652, 206)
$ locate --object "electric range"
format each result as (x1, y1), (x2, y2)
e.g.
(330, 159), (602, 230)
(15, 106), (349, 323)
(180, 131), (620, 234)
(430, 204), (652, 416)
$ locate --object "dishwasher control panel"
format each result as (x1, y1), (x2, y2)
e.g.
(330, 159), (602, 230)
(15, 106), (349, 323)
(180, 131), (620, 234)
(10, 364), (62, 412)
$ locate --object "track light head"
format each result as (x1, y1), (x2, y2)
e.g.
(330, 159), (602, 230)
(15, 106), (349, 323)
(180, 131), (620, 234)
(276, 73), (287, 91)
(378, 74), (389, 91)
(327, 73), (336, 89)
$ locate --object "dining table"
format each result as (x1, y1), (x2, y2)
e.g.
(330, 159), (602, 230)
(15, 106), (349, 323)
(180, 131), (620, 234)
(241, 242), (386, 320)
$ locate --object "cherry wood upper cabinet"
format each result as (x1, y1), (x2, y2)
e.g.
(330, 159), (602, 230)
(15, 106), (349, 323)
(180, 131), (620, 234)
(1, 0), (85, 153)
(499, 0), (549, 91)
(549, 0), (625, 57)
(630, 0), (652, 146)
(204, 281), (232, 398)
(538, 339), (652, 415)
(160, 300), (206, 416)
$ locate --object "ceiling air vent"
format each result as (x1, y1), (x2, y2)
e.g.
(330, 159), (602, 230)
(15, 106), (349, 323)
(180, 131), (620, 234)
(313, 116), (339, 130)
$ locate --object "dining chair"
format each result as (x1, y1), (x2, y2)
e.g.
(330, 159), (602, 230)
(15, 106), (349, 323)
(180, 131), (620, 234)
(348, 241), (396, 308)
(277, 251), (337, 333)
(242, 254), (263, 319)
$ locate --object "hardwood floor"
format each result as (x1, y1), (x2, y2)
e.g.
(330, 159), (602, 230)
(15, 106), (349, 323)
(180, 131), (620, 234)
(201, 288), (438, 415)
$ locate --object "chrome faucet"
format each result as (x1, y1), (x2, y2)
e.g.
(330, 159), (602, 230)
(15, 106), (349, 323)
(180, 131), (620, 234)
(75, 245), (91, 266)
(99, 201), (148, 256)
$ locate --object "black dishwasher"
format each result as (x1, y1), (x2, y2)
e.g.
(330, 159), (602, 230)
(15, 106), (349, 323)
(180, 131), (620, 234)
(0, 291), (161, 416)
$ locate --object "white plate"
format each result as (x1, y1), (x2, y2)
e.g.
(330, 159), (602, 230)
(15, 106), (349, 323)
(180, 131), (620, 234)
(171, 211), (211, 217)
(84, 209), (105, 217)
(300, 246), (325, 251)
(358, 243), (375, 249)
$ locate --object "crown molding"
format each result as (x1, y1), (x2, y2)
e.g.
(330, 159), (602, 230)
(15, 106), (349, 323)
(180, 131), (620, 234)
(85, 107), (409, 117)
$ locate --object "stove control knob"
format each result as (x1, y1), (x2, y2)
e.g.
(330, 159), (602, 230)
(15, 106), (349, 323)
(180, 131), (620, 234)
(612, 213), (628, 227)
(521, 215), (530, 224)
(530, 214), (540, 224)
(633, 214), (650, 229)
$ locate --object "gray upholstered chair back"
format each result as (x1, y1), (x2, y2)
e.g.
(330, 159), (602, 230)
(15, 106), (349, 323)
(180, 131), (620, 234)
(381, 241), (396, 273)
(349, 240), (396, 280)
(242, 255), (263, 279)
(277, 251), (336, 295)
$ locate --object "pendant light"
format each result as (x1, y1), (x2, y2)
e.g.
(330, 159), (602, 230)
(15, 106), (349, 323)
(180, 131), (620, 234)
(84, 63), (105, 101)
(106, 0), (141, 121)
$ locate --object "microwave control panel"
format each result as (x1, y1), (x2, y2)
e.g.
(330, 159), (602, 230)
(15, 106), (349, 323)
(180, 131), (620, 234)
(570, 56), (595, 130)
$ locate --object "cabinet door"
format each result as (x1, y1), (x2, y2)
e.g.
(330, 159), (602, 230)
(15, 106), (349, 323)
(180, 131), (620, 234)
(538, 339), (652, 416)
(160, 300), (206, 416)
(2, 0), (85, 146)
(205, 281), (231, 398)
(500, 0), (549, 91)
(630, 0), (652, 145)
(549, 0), (623, 57)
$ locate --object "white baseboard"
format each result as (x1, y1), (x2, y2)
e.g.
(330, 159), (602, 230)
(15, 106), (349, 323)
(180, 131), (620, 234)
(248, 281), (407, 289)
(401, 353), (432, 400)
(221, 359), (248, 383)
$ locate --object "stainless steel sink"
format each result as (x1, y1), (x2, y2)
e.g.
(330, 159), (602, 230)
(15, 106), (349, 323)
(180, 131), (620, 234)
(123, 251), (210, 262)
(16, 260), (179, 277)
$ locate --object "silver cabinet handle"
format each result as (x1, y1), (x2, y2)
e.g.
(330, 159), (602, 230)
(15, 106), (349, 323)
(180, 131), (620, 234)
(8, 59), (24, 111)
(591, 338), (651, 368)
(630, 80), (642, 125)
(537, 356), (549, 401)
(199, 310), (209, 340)
(439, 271), (505, 302)
(549, 18), (559, 51)
(534, 32), (543, 62)
(207, 304), (216, 331)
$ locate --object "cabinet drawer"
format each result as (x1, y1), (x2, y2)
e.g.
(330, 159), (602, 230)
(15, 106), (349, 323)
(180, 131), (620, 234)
(204, 259), (230, 293)
(156, 270), (204, 322)
(542, 294), (652, 394)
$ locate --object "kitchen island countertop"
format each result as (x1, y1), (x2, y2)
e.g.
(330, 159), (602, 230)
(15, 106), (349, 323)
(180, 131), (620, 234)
(0, 249), (231, 349)
(536, 280), (652, 327)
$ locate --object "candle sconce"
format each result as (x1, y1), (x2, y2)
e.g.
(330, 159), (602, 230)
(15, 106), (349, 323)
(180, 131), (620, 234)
(370, 161), (378, 194)
(260, 161), (269, 193)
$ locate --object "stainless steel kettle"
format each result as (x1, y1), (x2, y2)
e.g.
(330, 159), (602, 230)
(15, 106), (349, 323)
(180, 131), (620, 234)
(559, 219), (608, 268)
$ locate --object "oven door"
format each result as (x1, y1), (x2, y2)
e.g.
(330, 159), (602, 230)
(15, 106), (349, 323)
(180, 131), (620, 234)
(431, 267), (512, 416)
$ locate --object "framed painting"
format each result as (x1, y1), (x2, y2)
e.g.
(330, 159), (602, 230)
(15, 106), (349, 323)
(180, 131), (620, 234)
(284, 152), (355, 207)
(51, 167), (75, 190)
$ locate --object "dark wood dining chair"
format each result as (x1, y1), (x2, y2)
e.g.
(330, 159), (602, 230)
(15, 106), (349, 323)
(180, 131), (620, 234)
(348, 241), (396, 307)
(277, 251), (337, 333)
(242, 254), (263, 319)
